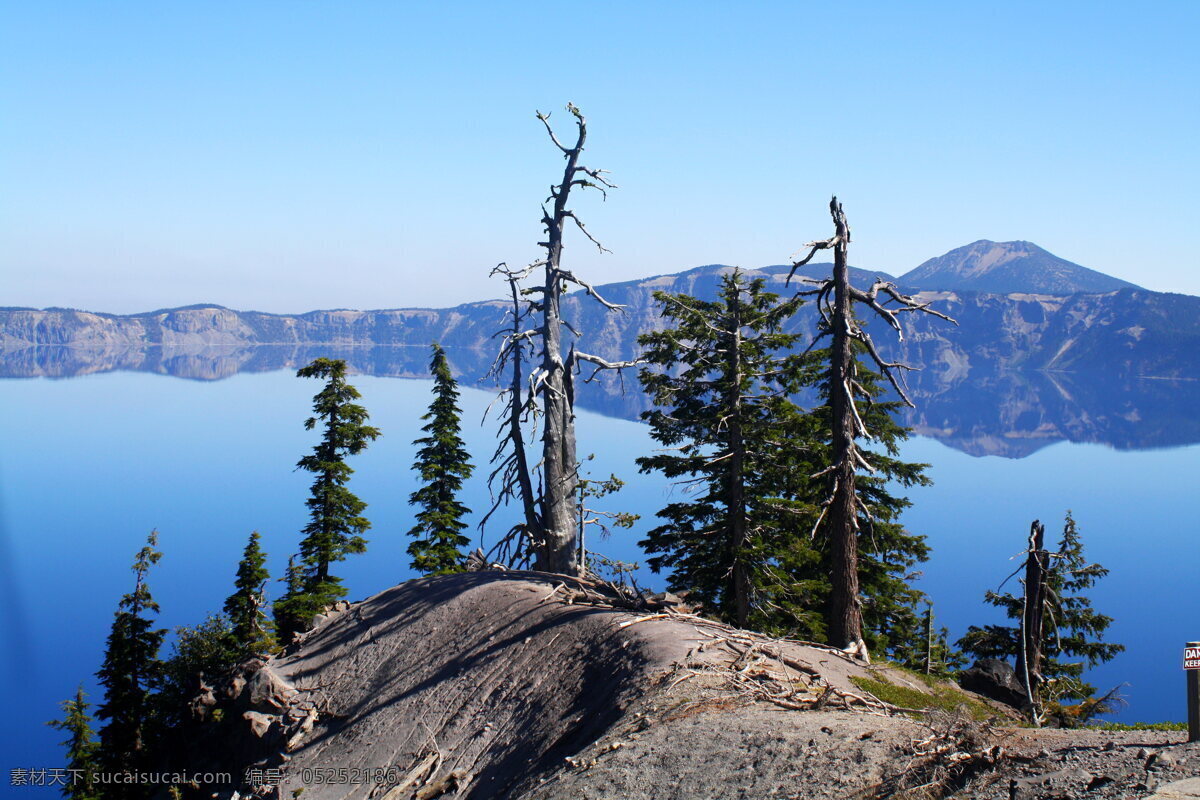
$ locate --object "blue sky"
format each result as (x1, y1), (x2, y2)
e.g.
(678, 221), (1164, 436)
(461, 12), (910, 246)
(2, 1), (1197, 313)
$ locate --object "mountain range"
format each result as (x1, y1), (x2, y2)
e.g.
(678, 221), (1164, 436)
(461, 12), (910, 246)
(1, 239), (1191, 373)
(3, 240), (1197, 457)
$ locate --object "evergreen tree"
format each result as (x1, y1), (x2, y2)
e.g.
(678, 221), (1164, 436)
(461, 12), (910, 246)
(274, 555), (311, 644)
(574, 466), (639, 574)
(274, 358), (380, 637)
(959, 512), (1124, 718)
(158, 614), (241, 729)
(636, 270), (813, 629)
(407, 344), (474, 575)
(46, 686), (100, 800)
(798, 342), (934, 658)
(95, 530), (165, 778)
(636, 270), (934, 649)
(223, 531), (274, 656)
(786, 198), (953, 657)
(890, 602), (966, 678)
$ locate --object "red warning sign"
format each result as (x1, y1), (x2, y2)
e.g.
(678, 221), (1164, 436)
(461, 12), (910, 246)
(1186, 646), (1200, 670)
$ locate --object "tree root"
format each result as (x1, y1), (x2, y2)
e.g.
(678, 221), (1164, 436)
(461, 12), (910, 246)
(857, 709), (1012, 799)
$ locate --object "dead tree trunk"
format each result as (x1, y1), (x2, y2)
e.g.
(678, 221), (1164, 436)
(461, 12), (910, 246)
(539, 250), (576, 573)
(484, 106), (637, 575)
(536, 108), (587, 574)
(1017, 519), (1049, 721)
(924, 602), (935, 676)
(788, 197), (956, 660)
(531, 105), (635, 574)
(507, 295), (540, 539)
(482, 263), (542, 565)
(824, 204), (864, 654)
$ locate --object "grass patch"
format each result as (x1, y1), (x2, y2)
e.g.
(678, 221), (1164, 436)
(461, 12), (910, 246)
(1093, 721), (1187, 731)
(897, 665), (950, 689)
(850, 674), (995, 722)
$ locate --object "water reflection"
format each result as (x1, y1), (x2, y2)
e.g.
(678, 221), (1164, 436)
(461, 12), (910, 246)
(2, 344), (1196, 457)
(900, 366), (1200, 457)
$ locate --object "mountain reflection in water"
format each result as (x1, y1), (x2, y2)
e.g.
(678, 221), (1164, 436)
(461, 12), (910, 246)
(2, 343), (1197, 458)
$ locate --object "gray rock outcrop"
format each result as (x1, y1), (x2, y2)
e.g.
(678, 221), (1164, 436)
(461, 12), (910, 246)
(959, 657), (1029, 710)
(183, 573), (1200, 800)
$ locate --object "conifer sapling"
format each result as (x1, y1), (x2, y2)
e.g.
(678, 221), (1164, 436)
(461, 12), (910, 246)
(223, 531), (274, 656)
(407, 344), (475, 575)
(47, 686), (99, 800)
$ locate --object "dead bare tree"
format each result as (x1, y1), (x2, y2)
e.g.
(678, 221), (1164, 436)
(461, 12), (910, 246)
(486, 104), (638, 575)
(787, 196), (955, 660)
(535, 104), (620, 573)
(481, 262), (543, 567)
(1017, 519), (1049, 723)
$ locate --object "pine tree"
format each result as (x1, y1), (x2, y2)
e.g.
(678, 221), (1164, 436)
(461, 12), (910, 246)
(787, 198), (954, 657)
(274, 555), (311, 644)
(275, 358), (380, 637)
(636, 269), (934, 648)
(959, 512), (1124, 721)
(574, 466), (639, 574)
(47, 686), (100, 800)
(1047, 513), (1125, 699)
(95, 530), (165, 777)
(223, 531), (274, 656)
(407, 344), (474, 575)
(636, 270), (814, 629)
(890, 602), (966, 678)
(799, 343), (934, 659)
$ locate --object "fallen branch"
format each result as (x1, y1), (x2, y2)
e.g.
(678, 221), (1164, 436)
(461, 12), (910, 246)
(616, 613), (671, 629)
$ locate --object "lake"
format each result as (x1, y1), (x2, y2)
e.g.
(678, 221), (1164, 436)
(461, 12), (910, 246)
(1, 357), (1197, 773)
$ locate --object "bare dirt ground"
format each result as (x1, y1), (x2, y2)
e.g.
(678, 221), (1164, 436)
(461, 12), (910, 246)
(225, 572), (1199, 800)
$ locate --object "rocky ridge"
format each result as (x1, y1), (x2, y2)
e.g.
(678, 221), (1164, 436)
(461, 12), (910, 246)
(187, 573), (1198, 800)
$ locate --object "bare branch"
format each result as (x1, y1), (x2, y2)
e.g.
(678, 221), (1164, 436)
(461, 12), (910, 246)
(786, 238), (841, 286)
(535, 110), (572, 153)
(558, 269), (626, 310)
(560, 210), (610, 253)
(572, 350), (645, 384)
(576, 165), (616, 188)
(855, 329), (917, 408)
(845, 379), (872, 440)
(489, 260), (541, 283)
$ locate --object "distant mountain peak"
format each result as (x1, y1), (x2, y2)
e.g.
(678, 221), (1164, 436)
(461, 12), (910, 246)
(900, 240), (1141, 295)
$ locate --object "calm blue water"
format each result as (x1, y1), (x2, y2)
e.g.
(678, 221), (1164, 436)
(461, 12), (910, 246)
(1, 369), (1196, 774)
